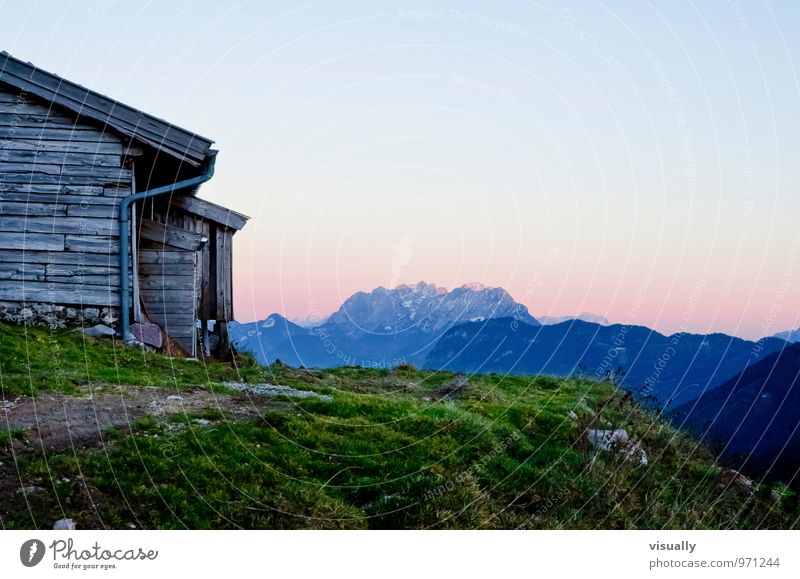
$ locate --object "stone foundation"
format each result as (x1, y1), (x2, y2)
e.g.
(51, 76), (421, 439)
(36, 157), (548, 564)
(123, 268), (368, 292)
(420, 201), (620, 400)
(0, 301), (119, 330)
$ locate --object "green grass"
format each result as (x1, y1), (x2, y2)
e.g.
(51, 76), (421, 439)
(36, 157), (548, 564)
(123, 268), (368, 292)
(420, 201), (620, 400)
(0, 322), (264, 395)
(1, 322), (798, 529)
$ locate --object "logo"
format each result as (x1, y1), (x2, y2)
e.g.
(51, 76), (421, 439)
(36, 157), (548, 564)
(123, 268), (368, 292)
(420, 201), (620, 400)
(20, 539), (46, 567)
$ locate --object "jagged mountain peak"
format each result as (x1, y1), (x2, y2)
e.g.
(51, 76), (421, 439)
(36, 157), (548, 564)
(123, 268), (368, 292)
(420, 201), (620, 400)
(459, 282), (488, 291)
(324, 282), (538, 335)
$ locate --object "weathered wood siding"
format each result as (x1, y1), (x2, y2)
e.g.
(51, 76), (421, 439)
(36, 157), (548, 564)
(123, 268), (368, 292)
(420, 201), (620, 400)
(0, 84), (133, 307)
(138, 250), (198, 356)
(137, 196), (237, 323)
(213, 228), (234, 321)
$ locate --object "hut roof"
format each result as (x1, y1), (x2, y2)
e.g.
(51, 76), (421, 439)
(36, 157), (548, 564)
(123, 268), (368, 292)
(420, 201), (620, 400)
(0, 51), (214, 166)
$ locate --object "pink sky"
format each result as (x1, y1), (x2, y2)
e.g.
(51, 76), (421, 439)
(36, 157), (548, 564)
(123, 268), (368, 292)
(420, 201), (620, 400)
(4, 2), (797, 341)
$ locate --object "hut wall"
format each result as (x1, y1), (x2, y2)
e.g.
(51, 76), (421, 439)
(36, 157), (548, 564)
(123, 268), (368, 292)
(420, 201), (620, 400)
(0, 84), (134, 308)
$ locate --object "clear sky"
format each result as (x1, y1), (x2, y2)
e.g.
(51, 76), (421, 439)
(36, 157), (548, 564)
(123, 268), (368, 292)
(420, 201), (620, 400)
(1, 0), (798, 339)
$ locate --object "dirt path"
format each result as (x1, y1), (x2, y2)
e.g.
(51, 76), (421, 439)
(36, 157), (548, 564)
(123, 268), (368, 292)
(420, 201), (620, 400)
(1, 384), (317, 451)
(0, 383), (333, 529)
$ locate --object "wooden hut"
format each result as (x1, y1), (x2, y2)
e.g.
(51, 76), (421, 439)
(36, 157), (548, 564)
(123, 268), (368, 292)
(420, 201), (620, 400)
(0, 51), (247, 357)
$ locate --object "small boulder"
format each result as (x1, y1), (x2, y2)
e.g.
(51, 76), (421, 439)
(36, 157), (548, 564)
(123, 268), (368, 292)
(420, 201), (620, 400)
(82, 308), (100, 324)
(717, 468), (753, 496)
(53, 518), (76, 530)
(80, 324), (116, 339)
(130, 322), (163, 348)
(100, 307), (118, 325)
(587, 428), (648, 465)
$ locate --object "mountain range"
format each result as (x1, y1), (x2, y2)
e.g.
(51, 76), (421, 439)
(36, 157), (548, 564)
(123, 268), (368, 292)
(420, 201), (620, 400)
(230, 282), (538, 368)
(671, 341), (800, 482)
(424, 317), (787, 411)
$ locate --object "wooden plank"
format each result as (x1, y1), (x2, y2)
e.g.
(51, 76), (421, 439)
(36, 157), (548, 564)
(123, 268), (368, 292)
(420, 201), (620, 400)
(0, 162), (62, 175)
(0, 202), (66, 216)
(0, 232), (64, 250)
(131, 190), (140, 323)
(138, 262), (196, 275)
(0, 149), (122, 167)
(46, 263), (119, 277)
(65, 235), (119, 254)
(0, 280), (118, 306)
(143, 301), (196, 314)
(0, 97), (73, 113)
(147, 313), (197, 327)
(60, 165), (131, 180)
(166, 330), (196, 340)
(0, 91), (28, 105)
(0, 127), (120, 142)
(0, 249), (115, 266)
(213, 227), (223, 319)
(217, 321), (232, 360)
(138, 275), (195, 291)
(0, 183), (105, 195)
(139, 268), (195, 291)
(136, 289), (194, 303)
(46, 274), (119, 287)
(1, 139), (124, 155)
(224, 230), (233, 321)
(0, 262), (46, 280)
(103, 187), (132, 198)
(0, 112), (81, 126)
(0, 193), (119, 207)
(138, 250), (196, 265)
(0, 172), (131, 186)
(139, 219), (205, 251)
(67, 204), (119, 218)
(0, 216), (115, 235)
(169, 195), (248, 230)
(199, 221), (211, 319)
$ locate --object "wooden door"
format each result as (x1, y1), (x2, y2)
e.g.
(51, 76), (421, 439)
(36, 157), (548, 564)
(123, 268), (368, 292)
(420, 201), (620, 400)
(138, 250), (199, 356)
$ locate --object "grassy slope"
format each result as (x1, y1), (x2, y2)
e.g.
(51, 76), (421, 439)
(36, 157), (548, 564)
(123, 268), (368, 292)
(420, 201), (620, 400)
(1, 323), (798, 529)
(0, 322), (264, 395)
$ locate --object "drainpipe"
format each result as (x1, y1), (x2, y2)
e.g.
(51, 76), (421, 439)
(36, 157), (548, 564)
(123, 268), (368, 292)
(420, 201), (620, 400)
(119, 151), (217, 342)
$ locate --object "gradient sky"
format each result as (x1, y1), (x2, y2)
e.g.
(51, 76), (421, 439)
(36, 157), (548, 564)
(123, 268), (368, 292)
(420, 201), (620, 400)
(1, 0), (798, 339)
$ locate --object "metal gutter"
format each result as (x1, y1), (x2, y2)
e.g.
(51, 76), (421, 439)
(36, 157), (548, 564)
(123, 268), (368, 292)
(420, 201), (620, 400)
(118, 151), (217, 341)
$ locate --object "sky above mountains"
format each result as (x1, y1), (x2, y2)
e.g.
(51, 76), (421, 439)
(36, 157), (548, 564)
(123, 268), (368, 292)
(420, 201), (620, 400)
(2, 1), (798, 339)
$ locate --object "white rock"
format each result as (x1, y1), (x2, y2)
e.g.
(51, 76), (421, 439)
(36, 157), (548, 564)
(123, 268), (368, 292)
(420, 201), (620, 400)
(19, 485), (46, 494)
(80, 324), (116, 339)
(223, 382), (333, 402)
(53, 518), (76, 530)
(587, 429), (648, 465)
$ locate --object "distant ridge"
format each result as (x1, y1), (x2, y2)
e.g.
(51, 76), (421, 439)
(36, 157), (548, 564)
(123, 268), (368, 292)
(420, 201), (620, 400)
(772, 328), (800, 344)
(424, 317), (787, 411)
(672, 341), (800, 482)
(538, 312), (610, 326)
